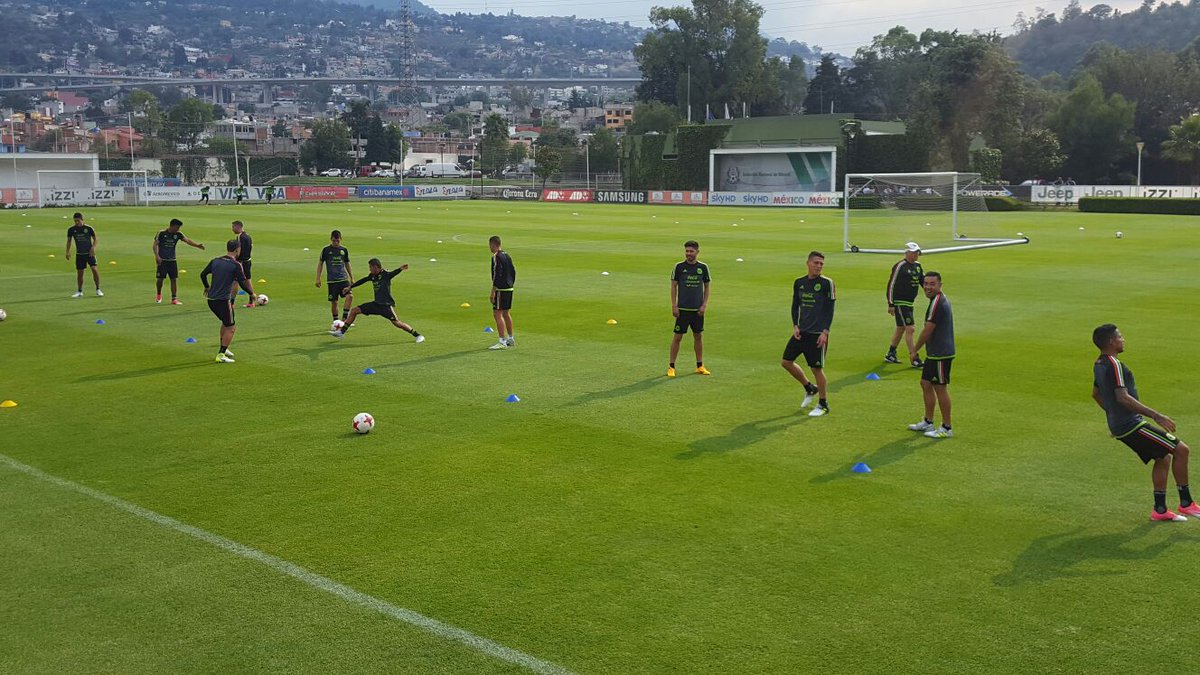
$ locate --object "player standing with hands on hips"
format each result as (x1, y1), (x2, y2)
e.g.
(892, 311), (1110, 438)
(781, 251), (834, 416)
(885, 241), (924, 367)
(910, 272), (955, 438)
(66, 212), (102, 297)
(488, 236), (517, 350)
(1091, 324), (1197, 521)
(667, 240), (711, 377)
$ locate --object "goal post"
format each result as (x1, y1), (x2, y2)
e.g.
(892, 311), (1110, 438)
(35, 170), (148, 207)
(843, 171), (1029, 254)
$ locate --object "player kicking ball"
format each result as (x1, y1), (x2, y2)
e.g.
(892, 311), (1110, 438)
(1092, 324), (1197, 521)
(329, 258), (424, 343)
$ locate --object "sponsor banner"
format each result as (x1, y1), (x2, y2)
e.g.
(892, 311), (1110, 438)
(1, 187), (37, 206)
(111, 177), (180, 186)
(285, 185), (352, 201)
(139, 186), (202, 202)
(499, 187), (541, 201)
(708, 191), (840, 207)
(41, 186), (126, 206)
(960, 185), (1013, 198)
(593, 190), (647, 204)
(648, 190), (708, 205)
(413, 184), (468, 199)
(359, 185), (416, 199)
(541, 189), (593, 202)
(1029, 184), (1200, 204)
(714, 150), (834, 192)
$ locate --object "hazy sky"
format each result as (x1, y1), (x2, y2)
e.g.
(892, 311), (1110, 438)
(421, 0), (1146, 53)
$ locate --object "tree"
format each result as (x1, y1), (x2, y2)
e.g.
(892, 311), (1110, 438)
(1049, 73), (1135, 182)
(163, 97), (214, 151)
(211, 103), (226, 120)
(364, 114), (388, 163)
(205, 135), (248, 183)
(480, 112), (510, 176)
(298, 83), (333, 106)
(121, 89), (162, 137)
(507, 143), (528, 166)
(341, 100), (372, 138)
(299, 118), (352, 172)
(509, 86), (535, 111)
(587, 127), (619, 172)
(1161, 114), (1200, 184)
(533, 144), (562, 188)
(803, 54), (843, 114)
(1004, 128), (1066, 182)
(271, 119), (289, 138)
(443, 111), (473, 136)
(2, 92), (30, 111)
(173, 45), (188, 67)
(626, 101), (680, 135)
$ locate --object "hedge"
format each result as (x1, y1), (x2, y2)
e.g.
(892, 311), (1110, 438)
(1078, 197), (1200, 215)
(984, 196), (1024, 211)
(848, 196), (882, 209)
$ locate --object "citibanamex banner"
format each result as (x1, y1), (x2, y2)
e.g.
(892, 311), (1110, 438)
(359, 185), (416, 199)
(414, 185), (468, 199)
(499, 188), (541, 201)
(1031, 184), (1200, 204)
(648, 190), (708, 205)
(541, 189), (593, 202)
(707, 191), (840, 207)
(285, 185), (352, 201)
(592, 190), (647, 204)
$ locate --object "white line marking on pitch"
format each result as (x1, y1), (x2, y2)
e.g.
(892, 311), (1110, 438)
(0, 453), (574, 675)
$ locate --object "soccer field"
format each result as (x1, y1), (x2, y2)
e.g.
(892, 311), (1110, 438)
(1, 201), (1198, 672)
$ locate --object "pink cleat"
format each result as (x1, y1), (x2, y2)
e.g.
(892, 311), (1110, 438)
(1151, 510), (1188, 522)
(1177, 503), (1200, 519)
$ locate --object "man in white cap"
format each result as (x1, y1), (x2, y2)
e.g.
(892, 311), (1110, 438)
(884, 241), (924, 367)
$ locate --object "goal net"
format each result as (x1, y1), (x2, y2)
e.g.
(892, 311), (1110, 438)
(36, 170), (148, 207)
(843, 172), (1028, 254)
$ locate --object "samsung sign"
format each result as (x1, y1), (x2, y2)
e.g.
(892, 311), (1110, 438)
(593, 190), (647, 204)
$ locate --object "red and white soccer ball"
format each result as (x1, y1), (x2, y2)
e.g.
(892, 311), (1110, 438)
(331, 319), (346, 332)
(353, 412), (375, 434)
(0, 308), (7, 321)
(256, 294), (269, 306)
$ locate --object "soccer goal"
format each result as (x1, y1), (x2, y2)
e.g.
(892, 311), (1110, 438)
(36, 170), (148, 207)
(843, 172), (1029, 254)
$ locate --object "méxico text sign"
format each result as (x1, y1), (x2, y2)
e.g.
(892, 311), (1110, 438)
(707, 191), (840, 207)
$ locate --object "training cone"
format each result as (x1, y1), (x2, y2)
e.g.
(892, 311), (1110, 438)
(362, 368), (376, 375)
(1, 400), (17, 408)
(736, 257), (744, 262)
(460, 302), (471, 308)
(484, 326), (494, 333)
(851, 463), (872, 473)
(185, 337), (197, 343)
(48, 254), (55, 258)
(95, 319), (105, 325)
(258, 278), (266, 283)
(866, 372), (881, 380)
(180, 269), (187, 274)
(109, 261), (117, 265)
(606, 319), (618, 325)
(505, 394), (521, 403)
(429, 258), (437, 262)
(237, 290), (246, 295)
(601, 271), (610, 276)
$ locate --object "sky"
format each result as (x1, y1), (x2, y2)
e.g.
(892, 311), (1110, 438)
(419, 0), (1147, 53)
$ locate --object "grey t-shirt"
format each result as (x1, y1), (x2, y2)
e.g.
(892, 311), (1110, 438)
(1093, 355), (1143, 437)
(924, 292), (955, 359)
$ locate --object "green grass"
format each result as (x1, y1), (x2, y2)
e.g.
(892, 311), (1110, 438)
(2, 201), (1198, 672)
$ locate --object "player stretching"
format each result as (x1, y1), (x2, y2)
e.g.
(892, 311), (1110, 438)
(65, 212), (103, 297)
(667, 240), (711, 377)
(909, 272), (955, 438)
(781, 251), (834, 416)
(198, 185), (210, 205)
(488, 235), (517, 349)
(231, 220), (254, 308)
(234, 184), (246, 205)
(154, 218), (205, 304)
(884, 242), (924, 367)
(200, 240), (259, 363)
(315, 230), (354, 323)
(329, 258), (424, 343)
(1092, 324), (1197, 521)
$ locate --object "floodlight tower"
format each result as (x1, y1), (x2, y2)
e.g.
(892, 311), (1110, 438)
(396, 0), (418, 106)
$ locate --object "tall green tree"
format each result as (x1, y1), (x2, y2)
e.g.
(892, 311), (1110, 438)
(299, 119), (352, 172)
(587, 127), (619, 173)
(803, 55), (843, 114)
(1049, 73), (1135, 182)
(163, 97), (214, 151)
(480, 112), (510, 176)
(533, 144), (562, 189)
(626, 101), (680, 135)
(1161, 114), (1200, 184)
(364, 115), (388, 163)
(342, 100), (372, 138)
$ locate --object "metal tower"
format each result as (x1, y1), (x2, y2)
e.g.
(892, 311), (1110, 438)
(396, 0), (418, 105)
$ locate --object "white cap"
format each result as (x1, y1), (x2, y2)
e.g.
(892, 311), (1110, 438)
(904, 241), (921, 252)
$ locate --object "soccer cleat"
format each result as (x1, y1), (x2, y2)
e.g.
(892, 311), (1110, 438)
(488, 341), (507, 350)
(911, 357), (924, 368)
(908, 419), (936, 432)
(924, 426), (953, 438)
(505, 337), (515, 347)
(1151, 510), (1188, 522)
(72, 291), (84, 298)
(243, 302), (255, 308)
(801, 392), (816, 409)
(328, 330), (345, 339)
(171, 299), (184, 305)
(415, 335), (425, 344)
(696, 366), (712, 375)
(884, 353), (901, 364)
(223, 349), (234, 358)
(214, 353), (235, 363)
(95, 289), (104, 296)
(1178, 503), (1200, 518)
(155, 294), (162, 304)
(808, 404), (829, 417)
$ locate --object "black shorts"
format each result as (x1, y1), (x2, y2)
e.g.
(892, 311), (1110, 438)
(492, 290), (514, 311)
(922, 358), (953, 385)
(239, 260), (252, 280)
(156, 260), (178, 279)
(893, 305), (915, 327)
(359, 302), (398, 320)
(208, 298), (235, 327)
(327, 281), (350, 303)
(674, 309), (704, 334)
(75, 254), (97, 270)
(783, 332), (826, 369)
(1119, 423), (1181, 464)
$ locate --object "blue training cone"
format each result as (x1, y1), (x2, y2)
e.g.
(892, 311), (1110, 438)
(866, 372), (881, 380)
(484, 326), (494, 333)
(95, 319), (105, 325)
(185, 337), (197, 343)
(505, 394), (520, 403)
(851, 462), (872, 473)
(237, 290), (247, 295)
(362, 368), (376, 375)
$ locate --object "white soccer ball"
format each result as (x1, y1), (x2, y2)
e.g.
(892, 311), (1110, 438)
(353, 412), (375, 434)
(256, 294), (269, 306)
(0, 309), (7, 321)
(331, 319), (346, 332)
(1116, 231), (1123, 238)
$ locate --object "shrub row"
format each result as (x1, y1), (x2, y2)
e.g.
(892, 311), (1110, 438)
(1078, 197), (1200, 215)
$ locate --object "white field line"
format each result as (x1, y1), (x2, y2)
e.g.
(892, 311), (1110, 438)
(0, 453), (574, 675)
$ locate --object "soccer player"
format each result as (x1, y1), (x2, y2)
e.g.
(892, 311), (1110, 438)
(328, 258), (424, 343)
(1092, 324), (1197, 521)
(65, 212), (102, 297)
(231, 220), (254, 308)
(909, 272), (955, 438)
(488, 235), (517, 350)
(153, 218), (205, 304)
(200, 240), (259, 363)
(263, 184), (275, 204)
(234, 184), (246, 205)
(315, 230), (354, 323)
(885, 241), (924, 367)
(198, 184), (210, 205)
(781, 251), (834, 416)
(667, 239), (711, 377)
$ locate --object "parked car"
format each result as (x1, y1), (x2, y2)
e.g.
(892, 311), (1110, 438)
(320, 168), (350, 177)
(370, 169), (392, 177)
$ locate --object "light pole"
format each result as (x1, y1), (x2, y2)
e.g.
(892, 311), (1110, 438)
(583, 139), (590, 190)
(1136, 141), (1145, 189)
(439, 142), (445, 167)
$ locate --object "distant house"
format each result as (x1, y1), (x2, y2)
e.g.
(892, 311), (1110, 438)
(605, 103), (634, 131)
